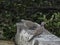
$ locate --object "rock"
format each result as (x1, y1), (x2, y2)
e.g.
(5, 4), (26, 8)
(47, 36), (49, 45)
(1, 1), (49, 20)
(15, 20), (60, 45)
(0, 30), (4, 39)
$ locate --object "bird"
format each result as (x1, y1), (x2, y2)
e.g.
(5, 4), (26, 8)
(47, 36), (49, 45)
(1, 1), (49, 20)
(28, 22), (46, 42)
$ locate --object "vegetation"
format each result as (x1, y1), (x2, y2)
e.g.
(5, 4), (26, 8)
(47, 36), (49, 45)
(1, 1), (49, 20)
(0, 0), (60, 40)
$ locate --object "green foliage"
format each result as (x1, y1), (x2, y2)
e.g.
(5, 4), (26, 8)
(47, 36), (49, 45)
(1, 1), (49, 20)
(0, 0), (60, 40)
(45, 12), (60, 37)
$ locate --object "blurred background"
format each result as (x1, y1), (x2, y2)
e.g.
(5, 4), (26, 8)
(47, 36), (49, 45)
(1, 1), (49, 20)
(0, 0), (60, 40)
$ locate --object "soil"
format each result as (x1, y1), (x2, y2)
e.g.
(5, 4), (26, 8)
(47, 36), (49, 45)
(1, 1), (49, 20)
(0, 40), (15, 45)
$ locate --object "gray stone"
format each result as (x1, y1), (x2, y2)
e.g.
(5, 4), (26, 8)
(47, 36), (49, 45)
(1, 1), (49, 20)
(0, 30), (4, 39)
(15, 20), (60, 45)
